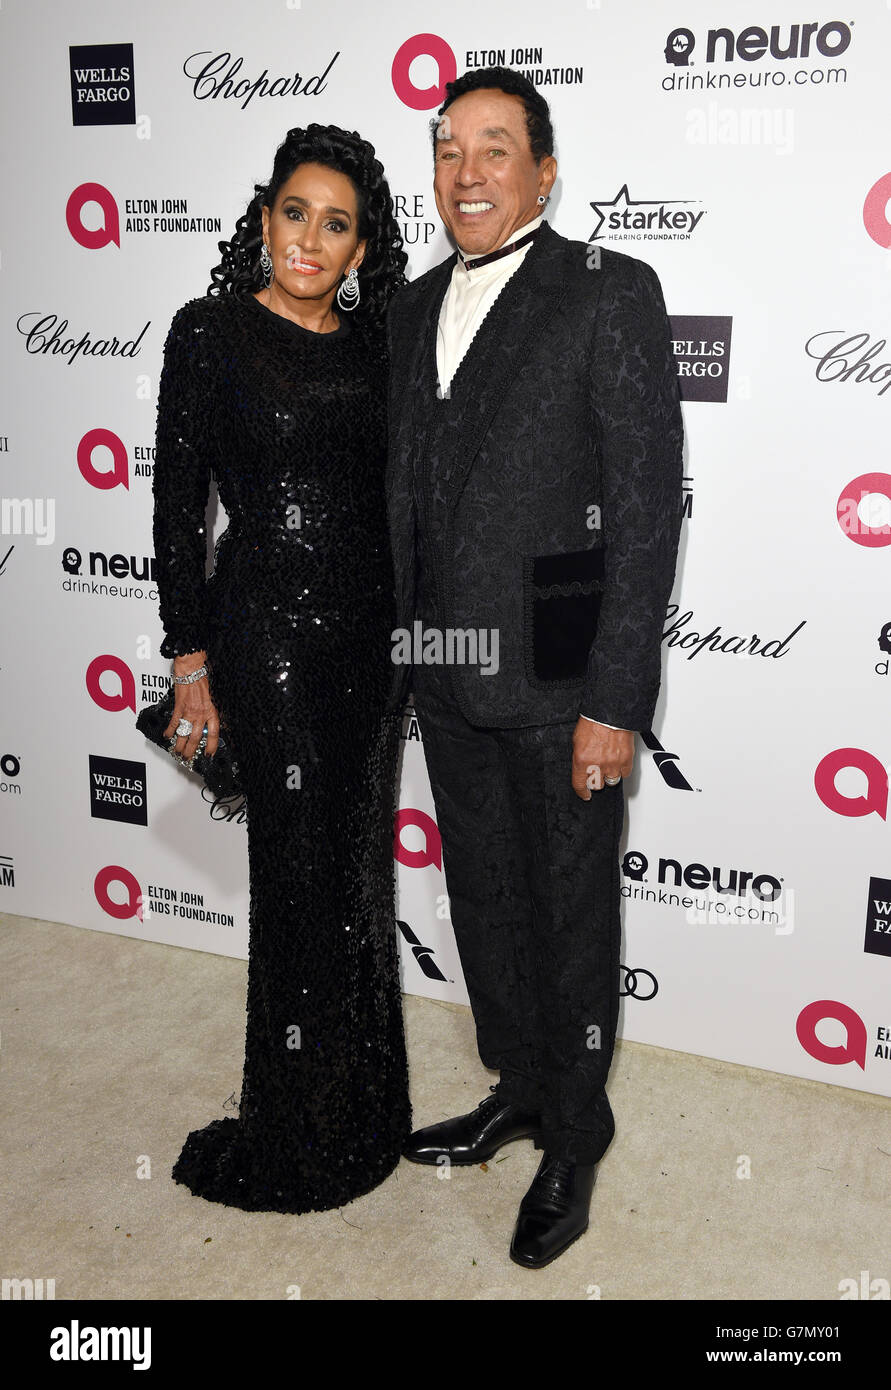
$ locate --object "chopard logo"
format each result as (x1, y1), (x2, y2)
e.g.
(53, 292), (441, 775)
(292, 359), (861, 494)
(663, 605), (806, 659)
(805, 331), (891, 397)
(182, 50), (339, 108)
(17, 312), (149, 365)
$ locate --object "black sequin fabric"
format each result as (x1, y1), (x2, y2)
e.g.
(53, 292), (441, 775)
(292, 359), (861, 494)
(152, 291), (411, 1212)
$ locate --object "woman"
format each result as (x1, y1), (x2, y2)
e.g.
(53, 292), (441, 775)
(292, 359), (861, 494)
(152, 124), (411, 1213)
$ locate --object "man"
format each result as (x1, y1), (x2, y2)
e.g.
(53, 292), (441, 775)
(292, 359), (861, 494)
(385, 67), (683, 1268)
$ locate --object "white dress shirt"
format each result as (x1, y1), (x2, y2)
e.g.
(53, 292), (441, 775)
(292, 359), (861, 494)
(436, 213), (625, 731)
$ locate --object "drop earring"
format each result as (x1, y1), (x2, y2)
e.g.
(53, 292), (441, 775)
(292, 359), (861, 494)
(259, 242), (273, 287)
(336, 266), (360, 311)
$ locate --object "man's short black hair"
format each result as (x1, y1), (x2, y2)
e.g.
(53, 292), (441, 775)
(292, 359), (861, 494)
(429, 66), (554, 162)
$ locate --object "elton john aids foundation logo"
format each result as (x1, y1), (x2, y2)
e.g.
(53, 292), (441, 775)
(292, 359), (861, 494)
(67, 182), (120, 249)
(393, 808), (442, 870)
(863, 173), (891, 249)
(796, 1000), (866, 1070)
(78, 429), (129, 489)
(814, 748), (888, 820)
(391, 34), (456, 110)
(837, 473), (891, 547)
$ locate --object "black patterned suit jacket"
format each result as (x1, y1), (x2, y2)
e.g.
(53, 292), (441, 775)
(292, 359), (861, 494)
(384, 220), (684, 732)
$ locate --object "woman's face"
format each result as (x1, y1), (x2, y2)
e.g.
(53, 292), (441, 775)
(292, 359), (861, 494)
(261, 161), (366, 306)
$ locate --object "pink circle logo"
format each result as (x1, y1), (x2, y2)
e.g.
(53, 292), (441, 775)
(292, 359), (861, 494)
(796, 1000), (867, 1070)
(86, 654), (136, 713)
(814, 748), (888, 820)
(863, 172), (891, 249)
(77, 428), (129, 490)
(95, 864), (144, 921)
(67, 182), (120, 249)
(836, 472), (891, 547)
(391, 34), (456, 110)
(393, 808), (442, 869)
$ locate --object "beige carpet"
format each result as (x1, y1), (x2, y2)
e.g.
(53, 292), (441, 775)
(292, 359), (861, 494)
(1, 911), (888, 1300)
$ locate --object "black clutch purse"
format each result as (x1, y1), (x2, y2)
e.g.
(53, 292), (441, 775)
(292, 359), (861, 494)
(136, 683), (243, 800)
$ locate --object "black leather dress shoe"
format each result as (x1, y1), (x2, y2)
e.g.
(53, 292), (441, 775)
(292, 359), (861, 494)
(402, 1087), (541, 1165)
(509, 1152), (598, 1268)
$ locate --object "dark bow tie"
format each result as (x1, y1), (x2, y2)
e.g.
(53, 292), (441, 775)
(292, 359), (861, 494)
(458, 224), (541, 272)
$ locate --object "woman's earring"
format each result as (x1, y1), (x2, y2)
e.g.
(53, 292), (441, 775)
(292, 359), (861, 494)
(537, 194), (547, 205)
(336, 265), (360, 311)
(259, 242), (273, 287)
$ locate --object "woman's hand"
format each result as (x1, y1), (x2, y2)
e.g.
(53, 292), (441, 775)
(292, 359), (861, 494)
(162, 650), (221, 761)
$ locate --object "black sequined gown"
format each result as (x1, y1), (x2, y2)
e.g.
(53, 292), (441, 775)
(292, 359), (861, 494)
(152, 290), (411, 1213)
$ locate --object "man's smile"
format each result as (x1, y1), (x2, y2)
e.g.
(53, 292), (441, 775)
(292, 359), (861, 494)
(456, 200), (495, 217)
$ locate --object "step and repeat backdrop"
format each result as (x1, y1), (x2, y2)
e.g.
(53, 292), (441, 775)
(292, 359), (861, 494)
(1, 1), (888, 1101)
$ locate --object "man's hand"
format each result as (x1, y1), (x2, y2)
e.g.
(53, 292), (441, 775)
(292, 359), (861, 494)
(571, 718), (633, 801)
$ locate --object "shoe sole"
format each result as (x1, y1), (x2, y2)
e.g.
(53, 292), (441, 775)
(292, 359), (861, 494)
(402, 1131), (541, 1166)
(509, 1221), (589, 1269)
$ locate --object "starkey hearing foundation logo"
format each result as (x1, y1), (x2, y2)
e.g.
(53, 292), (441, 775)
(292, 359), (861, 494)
(589, 186), (706, 244)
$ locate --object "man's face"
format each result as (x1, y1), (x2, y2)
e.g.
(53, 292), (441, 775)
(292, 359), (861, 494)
(432, 88), (557, 256)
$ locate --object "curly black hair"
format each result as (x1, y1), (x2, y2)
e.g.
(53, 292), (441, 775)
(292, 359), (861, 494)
(430, 66), (554, 162)
(208, 124), (407, 331)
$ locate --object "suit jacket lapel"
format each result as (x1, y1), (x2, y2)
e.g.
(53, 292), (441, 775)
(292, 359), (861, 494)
(440, 222), (569, 507)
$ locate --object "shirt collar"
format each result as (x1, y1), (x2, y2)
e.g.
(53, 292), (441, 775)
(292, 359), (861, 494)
(455, 213), (544, 275)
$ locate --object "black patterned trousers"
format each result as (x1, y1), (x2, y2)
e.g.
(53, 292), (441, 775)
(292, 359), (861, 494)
(411, 656), (625, 1166)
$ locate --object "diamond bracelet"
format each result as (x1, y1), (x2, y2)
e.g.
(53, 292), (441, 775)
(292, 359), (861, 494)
(172, 663), (208, 685)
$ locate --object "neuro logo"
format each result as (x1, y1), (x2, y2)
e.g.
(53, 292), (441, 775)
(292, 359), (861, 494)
(665, 21), (852, 67)
(796, 1000), (867, 1071)
(665, 28), (695, 65)
(391, 34), (456, 110)
(814, 748), (888, 820)
(394, 807), (442, 869)
(863, 172), (891, 250)
(879, 622), (891, 657)
(622, 850), (648, 881)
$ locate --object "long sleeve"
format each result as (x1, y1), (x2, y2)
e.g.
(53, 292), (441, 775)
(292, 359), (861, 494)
(152, 301), (214, 659)
(581, 258), (684, 731)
